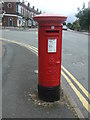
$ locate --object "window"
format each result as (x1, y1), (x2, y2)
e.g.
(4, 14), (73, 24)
(7, 3), (12, 8)
(18, 5), (21, 14)
(16, 4), (18, 12)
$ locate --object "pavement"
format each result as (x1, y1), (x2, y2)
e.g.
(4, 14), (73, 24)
(2, 26), (38, 32)
(0, 41), (2, 120)
(0, 41), (5, 62)
(68, 29), (89, 36)
(1, 26), (90, 36)
(2, 41), (76, 118)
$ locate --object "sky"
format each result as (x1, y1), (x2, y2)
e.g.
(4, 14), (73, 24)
(21, 0), (89, 23)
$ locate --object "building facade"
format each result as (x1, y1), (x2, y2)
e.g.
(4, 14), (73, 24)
(2, 0), (41, 27)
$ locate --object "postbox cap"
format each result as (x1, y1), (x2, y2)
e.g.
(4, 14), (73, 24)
(33, 14), (67, 23)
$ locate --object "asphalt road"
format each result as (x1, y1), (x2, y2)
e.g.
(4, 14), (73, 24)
(1, 29), (89, 118)
(2, 42), (74, 118)
(62, 31), (88, 118)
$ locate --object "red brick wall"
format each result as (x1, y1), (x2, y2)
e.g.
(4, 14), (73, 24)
(2, 16), (17, 27)
(4, 2), (16, 14)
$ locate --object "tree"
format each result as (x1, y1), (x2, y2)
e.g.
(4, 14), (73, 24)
(67, 23), (72, 29)
(75, 3), (88, 31)
(82, 2), (85, 10)
(72, 21), (80, 31)
(89, 8), (90, 32)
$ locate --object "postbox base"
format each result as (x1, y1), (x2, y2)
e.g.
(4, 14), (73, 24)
(38, 84), (60, 102)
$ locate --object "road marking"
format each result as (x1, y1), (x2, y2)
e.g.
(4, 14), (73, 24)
(61, 70), (90, 113)
(3, 37), (89, 100)
(0, 37), (89, 112)
(0, 38), (38, 55)
(61, 65), (90, 100)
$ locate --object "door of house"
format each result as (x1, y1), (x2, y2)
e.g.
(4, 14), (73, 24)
(9, 18), (13, 26)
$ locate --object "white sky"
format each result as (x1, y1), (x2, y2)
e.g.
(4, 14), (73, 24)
(25, 0), (89, 15)
(21, 0), (89, 22)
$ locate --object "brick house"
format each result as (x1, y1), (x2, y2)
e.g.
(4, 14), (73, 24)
(2, 0), (41, 27)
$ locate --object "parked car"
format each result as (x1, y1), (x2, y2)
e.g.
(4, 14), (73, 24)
(63, 25), (67, 30)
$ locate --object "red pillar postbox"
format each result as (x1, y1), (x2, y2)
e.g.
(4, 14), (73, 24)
(33, 14), (67, 102)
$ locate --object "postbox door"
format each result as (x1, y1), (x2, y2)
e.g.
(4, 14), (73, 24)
(38, 27), (62, 87)
(45, 34), (61, 87)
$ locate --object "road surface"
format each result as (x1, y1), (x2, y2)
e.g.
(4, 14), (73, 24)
(1, 29), (89, 118)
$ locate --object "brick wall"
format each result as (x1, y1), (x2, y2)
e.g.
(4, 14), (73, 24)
(2, 16), (17, 27)
(4, 2), (16, 14)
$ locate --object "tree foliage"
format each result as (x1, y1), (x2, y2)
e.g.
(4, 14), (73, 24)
(67, 21), (80, 31)
(89, 8), (90, 32)
(75, 3), (88, 31)
(72, 21), (80, 31)
(67, 3), (89, 31)
(67, 23), (72, 29)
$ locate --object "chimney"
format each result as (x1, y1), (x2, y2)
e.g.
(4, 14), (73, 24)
(33, 6), (35, 9)
(37, 8), (38, 12)
(28, 2), (30, 7)
(22, 0), (24, 3)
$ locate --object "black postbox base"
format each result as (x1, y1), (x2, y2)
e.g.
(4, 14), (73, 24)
(38, 84), (60, 102)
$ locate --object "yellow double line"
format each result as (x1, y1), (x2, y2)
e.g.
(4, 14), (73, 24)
(0, 37), (90, 112)
(61, 68), (90, 112)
